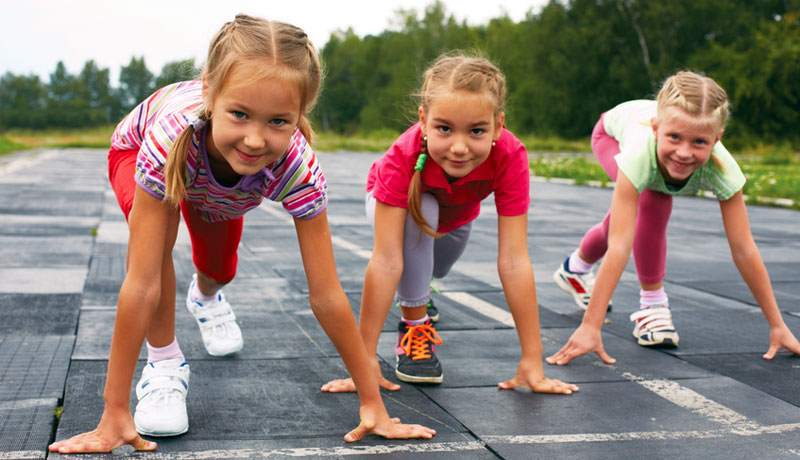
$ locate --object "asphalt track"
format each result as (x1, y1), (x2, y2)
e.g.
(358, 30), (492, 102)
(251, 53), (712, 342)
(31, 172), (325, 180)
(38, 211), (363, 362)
(1, 148), (798, 459)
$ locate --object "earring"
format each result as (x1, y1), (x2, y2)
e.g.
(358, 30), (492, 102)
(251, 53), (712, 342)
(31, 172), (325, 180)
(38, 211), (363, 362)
(492, 140), (497, 147)
(423, 135), (428, 142)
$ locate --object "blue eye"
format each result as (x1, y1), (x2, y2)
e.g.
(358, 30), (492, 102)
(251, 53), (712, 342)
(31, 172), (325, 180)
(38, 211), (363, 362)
(231, 110), (247, 120)
(437, 125), (451, 134)
(270, 118), (288, 127)
(471, 128), (486, 136)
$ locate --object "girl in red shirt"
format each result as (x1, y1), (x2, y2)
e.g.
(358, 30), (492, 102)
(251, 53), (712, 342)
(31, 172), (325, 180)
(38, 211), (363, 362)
(323, 53), (577, 394)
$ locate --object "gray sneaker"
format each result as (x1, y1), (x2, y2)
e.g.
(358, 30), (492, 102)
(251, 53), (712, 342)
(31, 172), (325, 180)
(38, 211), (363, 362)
(394, 320), (443, 384)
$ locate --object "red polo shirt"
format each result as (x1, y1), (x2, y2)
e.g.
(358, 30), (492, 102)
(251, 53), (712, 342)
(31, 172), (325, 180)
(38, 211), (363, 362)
(366, 123), (531, 233)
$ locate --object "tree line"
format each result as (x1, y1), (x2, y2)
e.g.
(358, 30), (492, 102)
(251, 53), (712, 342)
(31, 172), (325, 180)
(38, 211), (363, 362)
(1, 0), (797, 146)
(0, 57), (198, 130)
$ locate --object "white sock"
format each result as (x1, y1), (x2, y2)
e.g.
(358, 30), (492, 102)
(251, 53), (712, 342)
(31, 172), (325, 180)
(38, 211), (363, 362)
(402, 315), (430, 326)
(191, 276), (216, 302)
(568, 250), (593, 274)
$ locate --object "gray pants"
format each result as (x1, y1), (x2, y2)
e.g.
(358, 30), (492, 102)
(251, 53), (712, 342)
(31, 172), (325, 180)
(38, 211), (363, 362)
(366, 192), (471, 306)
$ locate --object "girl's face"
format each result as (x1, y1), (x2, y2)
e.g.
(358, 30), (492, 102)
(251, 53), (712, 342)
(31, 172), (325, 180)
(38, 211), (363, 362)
(652, 107), (722, 183)
(419, 90), (504, 180)
(204, 65), (302, 179)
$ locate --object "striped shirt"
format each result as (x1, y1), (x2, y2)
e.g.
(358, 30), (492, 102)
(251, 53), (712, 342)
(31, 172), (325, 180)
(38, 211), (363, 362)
(111, 80), (327, 222)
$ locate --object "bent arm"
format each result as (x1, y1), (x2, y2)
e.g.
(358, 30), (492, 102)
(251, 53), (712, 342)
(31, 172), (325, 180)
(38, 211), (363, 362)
(582, 173), (639, 329)
(105, 186), (180, 408)
(719, 191), (784, 327)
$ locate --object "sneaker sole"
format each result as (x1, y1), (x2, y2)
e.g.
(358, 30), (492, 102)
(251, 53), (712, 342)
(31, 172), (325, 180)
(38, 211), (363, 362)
(552, 270), (612, 312)
(395, 369), (443, 384)
(135, 423), (188, 437)
(636, 334), (680, 348)
(428, 312), (440, 323)
(206, 342), (243, 357)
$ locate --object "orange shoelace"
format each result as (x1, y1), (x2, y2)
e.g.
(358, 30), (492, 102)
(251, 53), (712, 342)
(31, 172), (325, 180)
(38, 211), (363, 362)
(399, 323), (443, 360)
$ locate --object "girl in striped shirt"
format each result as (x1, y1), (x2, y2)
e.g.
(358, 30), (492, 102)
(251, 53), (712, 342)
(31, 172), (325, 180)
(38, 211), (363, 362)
(49, 15), (434, 454)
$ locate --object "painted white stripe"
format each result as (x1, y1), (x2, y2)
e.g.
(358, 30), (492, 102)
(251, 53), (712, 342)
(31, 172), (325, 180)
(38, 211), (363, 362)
(0, 398), (53, 411)
(621, 372), (759, 429)
(0, 150), (59, 177)
(331, 235), (373, 260)
(110, 441), (485, 459)
(484, 422), (800, 445)
(66, 423), (800, 459)
(441, 291), (514, 327)
(0, 451), (44, 459)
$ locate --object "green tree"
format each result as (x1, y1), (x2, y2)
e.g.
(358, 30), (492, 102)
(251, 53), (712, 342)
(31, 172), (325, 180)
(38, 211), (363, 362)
(118, 56), (154, 112)
(78, 60), (112, 125)
(46, 61), (89, 128)
(154, 59), (199, 89)
(0, 72), (47, 128)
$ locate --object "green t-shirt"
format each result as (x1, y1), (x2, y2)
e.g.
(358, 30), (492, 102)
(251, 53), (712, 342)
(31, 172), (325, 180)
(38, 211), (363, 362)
(603, 100), (745, 201)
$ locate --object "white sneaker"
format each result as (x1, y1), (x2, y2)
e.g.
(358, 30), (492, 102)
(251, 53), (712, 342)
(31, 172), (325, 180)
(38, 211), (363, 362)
(134, 358), (190, 436)
(630, 306), (679, 347)
(553, 257), (612, 311)
(186, 274), (243, 356)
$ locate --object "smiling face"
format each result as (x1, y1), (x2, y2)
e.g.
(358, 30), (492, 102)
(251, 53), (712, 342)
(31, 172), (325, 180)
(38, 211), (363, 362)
(652, 106), (722, 183)
(419, 90), (505, 179)
(204, 63), (302, 180)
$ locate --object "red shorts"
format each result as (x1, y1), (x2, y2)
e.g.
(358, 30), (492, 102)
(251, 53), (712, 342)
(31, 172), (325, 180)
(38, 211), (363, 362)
(107, 148), (242, 283)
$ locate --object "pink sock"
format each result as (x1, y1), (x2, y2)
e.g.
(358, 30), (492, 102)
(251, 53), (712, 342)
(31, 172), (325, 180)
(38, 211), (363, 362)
(640, 287), (668, 309)
(568, 250), (593, 274)
(146, 338), (184, 363)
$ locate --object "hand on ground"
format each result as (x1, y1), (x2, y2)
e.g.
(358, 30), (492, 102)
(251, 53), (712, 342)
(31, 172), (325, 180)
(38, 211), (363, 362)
(344, 404), (436, 442)
(321, 375), (400, 393)
(763, 323), (800, 359)
(546, 324), (616, 366)
(498, 358), (579, 394)
(48, 408), (156, 454)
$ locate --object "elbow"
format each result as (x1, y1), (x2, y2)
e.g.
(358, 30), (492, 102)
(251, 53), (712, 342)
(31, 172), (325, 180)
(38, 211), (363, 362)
(497, 253), (531, 277)
(729, 244), (759, 264)
(308, 290), (350, 317)
(369, 253), (404, 278)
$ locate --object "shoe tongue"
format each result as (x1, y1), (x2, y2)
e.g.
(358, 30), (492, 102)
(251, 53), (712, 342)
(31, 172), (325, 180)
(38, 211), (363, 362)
(149, 357), (185, 368)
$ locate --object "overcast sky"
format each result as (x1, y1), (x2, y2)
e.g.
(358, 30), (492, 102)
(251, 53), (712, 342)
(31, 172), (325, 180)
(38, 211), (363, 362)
(1, 1), (546, 82)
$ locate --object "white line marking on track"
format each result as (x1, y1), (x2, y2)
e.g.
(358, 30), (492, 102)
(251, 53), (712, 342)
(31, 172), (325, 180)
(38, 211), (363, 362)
(440, 291), (514, 327)
(0, 452), (44, 460)
(621, 372), (760, 429)
(0, 398), (53, 411)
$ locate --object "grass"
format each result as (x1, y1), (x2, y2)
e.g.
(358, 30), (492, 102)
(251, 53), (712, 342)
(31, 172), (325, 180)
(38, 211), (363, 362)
(531, 147), (800, 209)
(2, 125), (796, 208)
(0, 125), (114, 155)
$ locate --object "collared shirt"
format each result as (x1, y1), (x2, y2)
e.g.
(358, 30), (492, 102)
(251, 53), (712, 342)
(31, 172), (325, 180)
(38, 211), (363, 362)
(366, 123), (530, 233)
(111, 80), (327, 222)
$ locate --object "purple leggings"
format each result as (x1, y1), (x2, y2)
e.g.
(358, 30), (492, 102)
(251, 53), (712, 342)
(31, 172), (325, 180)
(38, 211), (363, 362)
(578, 116), (672, 285)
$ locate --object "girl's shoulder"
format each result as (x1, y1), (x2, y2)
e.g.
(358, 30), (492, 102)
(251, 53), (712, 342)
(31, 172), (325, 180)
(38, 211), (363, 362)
(604, 100), (656, 136)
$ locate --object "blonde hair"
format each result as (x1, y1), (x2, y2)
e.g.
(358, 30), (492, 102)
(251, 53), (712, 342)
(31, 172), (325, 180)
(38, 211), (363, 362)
(164, 14), (322, 205)
(409, 52), (507, 237)
(655, 71), (729, 170)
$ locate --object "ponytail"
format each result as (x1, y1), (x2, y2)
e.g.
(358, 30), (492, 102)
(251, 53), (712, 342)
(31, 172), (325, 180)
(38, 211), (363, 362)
(164, 117), (204, 206)
(297, 115), (314, 145)
(406, 137), (442, 238)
